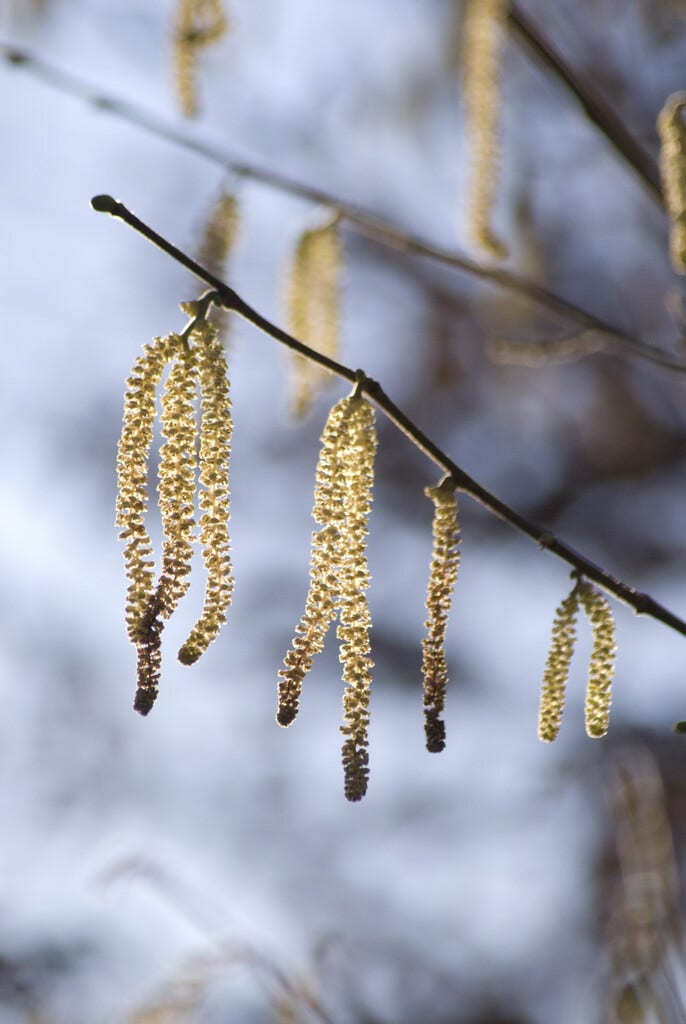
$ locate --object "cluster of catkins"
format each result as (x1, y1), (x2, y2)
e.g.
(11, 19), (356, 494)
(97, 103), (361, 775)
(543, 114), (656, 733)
(114, 187), (620, 799)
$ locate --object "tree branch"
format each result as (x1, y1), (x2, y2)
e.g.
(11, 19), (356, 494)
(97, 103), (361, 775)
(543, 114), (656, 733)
(5, 42), (686, 375)
(92, 194), (686, 640)
(508, 2), (664, 206)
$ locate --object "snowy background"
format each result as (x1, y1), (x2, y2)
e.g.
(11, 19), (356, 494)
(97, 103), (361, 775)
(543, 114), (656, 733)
(2, 1), (686, 1021)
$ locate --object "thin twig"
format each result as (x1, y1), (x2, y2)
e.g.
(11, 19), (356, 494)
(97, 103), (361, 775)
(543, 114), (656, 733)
(508, 2), (664, 205)
(92, 194), (686, 639)
(5, 42), (686, 375)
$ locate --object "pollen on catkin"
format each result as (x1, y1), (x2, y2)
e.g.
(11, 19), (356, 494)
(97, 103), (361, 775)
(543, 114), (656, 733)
(422, 477), (460, 753)
(172, 0), (229, 117)
(461, 0), (509, 260)
(277, 390), (377, 801)
(116, 333), (178, 647)
(277, 397), (350, 726)
(657, 92), (686, 274)
(178, 319), (234, 665)
(578, 580), (616, 738)
(538, 584), (579, 742)
(336, 394), (377, 801)
(154, 340), (199, 621)
(285, 218), (342, 418)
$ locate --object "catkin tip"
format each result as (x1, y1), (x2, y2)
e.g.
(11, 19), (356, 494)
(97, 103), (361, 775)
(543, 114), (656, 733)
(133, 687), (156, 716)
(276, 706), (297, 728)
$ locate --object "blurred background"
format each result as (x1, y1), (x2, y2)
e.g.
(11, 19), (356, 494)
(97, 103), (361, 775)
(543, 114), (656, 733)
(2, 1), (686, 1021)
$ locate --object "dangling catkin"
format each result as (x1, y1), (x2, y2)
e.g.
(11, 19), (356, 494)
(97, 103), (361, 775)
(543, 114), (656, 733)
(657, 92), (686, 274)
(336, 395), (377, 801)
(285, 219), (342, 418)
(154, 340), (199, 621)
(116, 333), (178, 647)
(461, 0), (509, 260)
(172, 0), (229, 117)
(178, 319), (234, 665)
(538, 584), (579, 742)
(421, 477), (460, 753)
(277, 390), (377, 801)
(277, 397), (350, 726)
(578, 580), (616, 738)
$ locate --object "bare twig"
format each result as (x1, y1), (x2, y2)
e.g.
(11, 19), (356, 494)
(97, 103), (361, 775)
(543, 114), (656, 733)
(92, 194), (686, 639)
(508, 2), (664, 205)
(4, 42), (686, 374)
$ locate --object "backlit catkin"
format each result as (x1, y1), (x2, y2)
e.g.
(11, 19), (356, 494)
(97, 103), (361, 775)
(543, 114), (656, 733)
(578, 580), (616, 738)
(538, 584), (579, 742)
(422, 477), (460, 753)
(278, 391), (377, 801)
(657, 91), (686, 274)
(336, 395), (377, 801)
(178, 319), (234, 665)
(285, 219), (342, 418)
(172, 0), (228, 117)
(461, 0), (508, 260)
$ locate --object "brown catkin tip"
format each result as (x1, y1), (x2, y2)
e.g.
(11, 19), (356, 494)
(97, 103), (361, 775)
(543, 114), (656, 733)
(461, 0), (509, 260)
(538, 585), (579, 742)
(578, 580), (616, 738)
(422, 477), (460, 753)
(657, 92), (686, 273)
(177, 319), (234, 666)
(285, 218), (342, 418)
(172, 0), (229, 117)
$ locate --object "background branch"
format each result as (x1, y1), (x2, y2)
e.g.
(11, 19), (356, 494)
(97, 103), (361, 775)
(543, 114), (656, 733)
(5, 43), (686, 376)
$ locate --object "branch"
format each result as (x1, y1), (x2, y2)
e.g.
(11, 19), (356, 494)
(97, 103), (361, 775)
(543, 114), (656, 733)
(91, 194), (686, 640)
(508, 2), (664, 206)
(5, 42), (686, 375)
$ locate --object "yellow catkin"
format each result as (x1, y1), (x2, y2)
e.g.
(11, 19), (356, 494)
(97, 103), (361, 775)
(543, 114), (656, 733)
(196, 193), (240, 336)
(421, 477), (460, 753)
(657, 92), (686, 274)
(537, 585), (579, 742)
(172, 0), (229, 117)
(116, 334), (178, 646)
(337, 395), (377, 802)
(277, 398), (351, 725)
(461, 0), (509, 260)
(116, 333), (181, 715)
(178, 320), (234, 665)
(277, 391), (377, 800)
(285, 219), (342, 418)
(155, 340), (199, 620)
(578, 580), (616, 738)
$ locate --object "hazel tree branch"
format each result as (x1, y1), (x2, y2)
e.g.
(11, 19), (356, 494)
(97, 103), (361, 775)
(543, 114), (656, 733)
(92, 194), (686, 640)
(5, 43), (686, 375)
(508, 2), (664, 206)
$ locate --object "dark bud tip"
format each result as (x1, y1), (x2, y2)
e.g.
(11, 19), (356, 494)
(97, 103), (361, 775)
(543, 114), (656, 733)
(674, 720), (686, 734)
(133, 688), (155, 716)
(276, 706), (297, 728)
(91, 194), (119, 215)
(6, 49), (29, 65)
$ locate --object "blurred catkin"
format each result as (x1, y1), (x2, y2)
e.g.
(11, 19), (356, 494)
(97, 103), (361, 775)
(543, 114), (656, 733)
(538, 584), (579, 742)
(172, 0), (229, 117)
(421, 477), (460, 753)
(178, 319), (234, 665)
(657, 91), (686, 274)
(196, 192), (240, 334)
(461, 0), (508, 259)
(578, 580), (616, 738)
(285, 219), (342, 417)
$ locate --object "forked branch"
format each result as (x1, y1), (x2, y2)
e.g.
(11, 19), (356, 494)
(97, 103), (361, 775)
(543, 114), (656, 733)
(92, 194), (686, 640)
